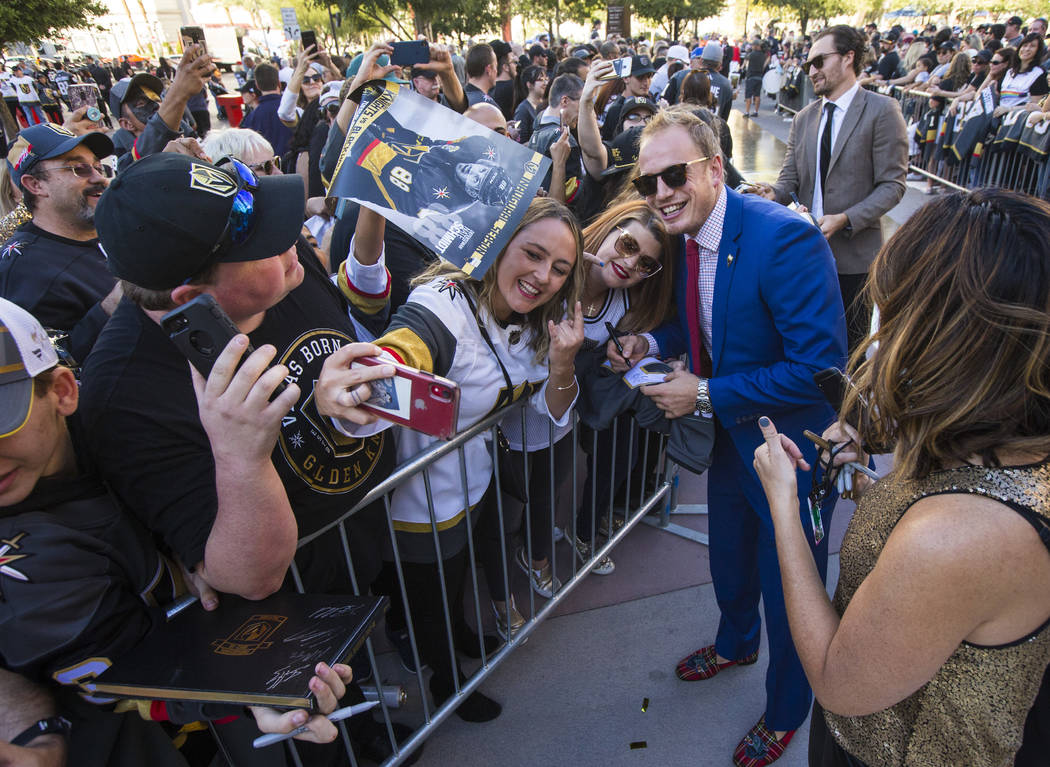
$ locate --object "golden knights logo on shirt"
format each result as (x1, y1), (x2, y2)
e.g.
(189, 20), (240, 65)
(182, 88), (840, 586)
(277, 329), (385, 494)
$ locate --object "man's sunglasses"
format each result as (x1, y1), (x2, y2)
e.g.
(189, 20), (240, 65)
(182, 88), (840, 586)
(248, 156), (281, 175)
(632, 156), (708, 196)
(609, 226), (662, 277)
(801, 51), (842, 75)
(211, 157), (260, 253)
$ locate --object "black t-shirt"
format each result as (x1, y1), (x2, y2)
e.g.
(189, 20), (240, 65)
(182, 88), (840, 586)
(528, 116), (601, 222)
(491, 78), (515, 119)
(79, 244), (395, 589)
(465, 82), (497, 107)
(746, 50), (767, 78)
(877, 50), (900, 80)
(513, 98), (539, 143)
(967, 70), (987, 89)
(0, 221), (116, 362)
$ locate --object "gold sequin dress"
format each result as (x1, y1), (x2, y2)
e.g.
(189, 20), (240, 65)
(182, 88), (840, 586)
(0, 203), (30, 243)
(824, 461), (1050, 767)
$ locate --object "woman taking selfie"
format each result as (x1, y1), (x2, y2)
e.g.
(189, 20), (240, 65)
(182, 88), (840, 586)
(753, 189), (1050, 767)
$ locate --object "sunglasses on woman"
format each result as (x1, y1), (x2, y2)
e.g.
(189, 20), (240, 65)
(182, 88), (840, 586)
(248, 156), (281, 175)
(800, 51), (842, 75)
(302, 74), (324, 83)
(632, 156), (708, 196)
(609, 226), (662, 277)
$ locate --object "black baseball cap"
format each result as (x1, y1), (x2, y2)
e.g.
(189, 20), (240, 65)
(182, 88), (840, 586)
(108, 72), (165, 118)
(410, 66), (438, 80)
(615, 97), (657, 134)
(572, 44), (597, 59)
(973, 49), (992, 63)
(489, 39), (512, 62)
(601, 125), (644, 178)
(6, 123), (114, 188)
(95, 153), (305, 291)
(630, 55), (655, 76)
(528, 43), (546, 59)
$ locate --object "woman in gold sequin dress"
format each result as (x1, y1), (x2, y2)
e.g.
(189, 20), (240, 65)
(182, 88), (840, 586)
(751, 189), (1050, 767)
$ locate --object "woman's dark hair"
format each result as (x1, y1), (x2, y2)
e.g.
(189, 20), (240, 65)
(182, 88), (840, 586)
(813, 25), (867, 76)
(847, 189), (1050, 479)
(1016, 33), (1047, 73)
(681, 70), (713, 107)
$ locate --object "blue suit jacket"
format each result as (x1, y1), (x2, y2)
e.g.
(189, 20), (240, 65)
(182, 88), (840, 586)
(652, 187), (847, 469)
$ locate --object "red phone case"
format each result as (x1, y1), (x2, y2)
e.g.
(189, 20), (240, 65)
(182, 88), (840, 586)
(352, 357), (460, 440)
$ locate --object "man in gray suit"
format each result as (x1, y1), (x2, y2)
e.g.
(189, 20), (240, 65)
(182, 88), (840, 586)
(752, 25), (907, 354)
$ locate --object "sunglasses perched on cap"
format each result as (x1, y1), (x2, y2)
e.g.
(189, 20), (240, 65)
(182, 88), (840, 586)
(210, 157), (259, 254)
(609, 226), (662, 277)
(632, 156), (708, 196)
(800, 51), (843, 75)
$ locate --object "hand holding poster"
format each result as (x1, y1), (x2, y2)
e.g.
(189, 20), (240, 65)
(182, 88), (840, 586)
(328, 80), (551, 279)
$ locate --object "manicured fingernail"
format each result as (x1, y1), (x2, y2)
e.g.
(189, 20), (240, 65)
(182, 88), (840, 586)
(759, 417), (770, 427)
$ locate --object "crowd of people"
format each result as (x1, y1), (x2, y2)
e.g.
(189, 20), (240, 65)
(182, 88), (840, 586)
(1, 14), (1049, 767)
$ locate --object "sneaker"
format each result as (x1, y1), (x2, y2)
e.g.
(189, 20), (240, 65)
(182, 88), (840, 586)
(572, 535), (615, 575)
(598, 513), (625, 537)
(514, 547), (561, 598)
(491, 597), (525, 641)
(733, 716), (796, 767)
(386, 625), (428, 675)
(906, 172), (924, 181)
(675, 644), (759, 681)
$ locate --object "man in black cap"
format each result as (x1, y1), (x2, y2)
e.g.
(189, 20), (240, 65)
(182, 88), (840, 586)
(0, 124), (118, 362)
(600, 54), (656, 140)
(873, 30), (901, 81)
(109, 43), (213, 171)
(411, 64), (442, 102)
(489, 39), (517, 119)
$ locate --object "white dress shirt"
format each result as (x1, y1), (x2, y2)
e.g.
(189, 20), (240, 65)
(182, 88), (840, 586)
(812, 81), (860, 220)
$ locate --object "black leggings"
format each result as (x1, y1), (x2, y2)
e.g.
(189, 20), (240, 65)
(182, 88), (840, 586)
(577, 414), (640, 543)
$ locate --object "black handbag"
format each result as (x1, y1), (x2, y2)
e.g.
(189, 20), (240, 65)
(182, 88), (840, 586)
(460, 286), (530, 503)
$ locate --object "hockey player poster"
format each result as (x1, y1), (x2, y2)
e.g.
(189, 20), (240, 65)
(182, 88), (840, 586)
(329, 80), (551, 279)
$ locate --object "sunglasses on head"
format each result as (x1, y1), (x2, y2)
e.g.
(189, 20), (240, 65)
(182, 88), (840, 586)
(801, 51), (842, 75)
(211, 157), (260, 254)
(632, 156), (708, 196)
(609, 226), (662, 277)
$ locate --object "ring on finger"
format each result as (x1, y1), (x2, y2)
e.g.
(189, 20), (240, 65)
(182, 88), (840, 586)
(348, 387), (361, 406)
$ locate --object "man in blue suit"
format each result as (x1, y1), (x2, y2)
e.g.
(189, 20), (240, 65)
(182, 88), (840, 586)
(612, 106), (846, 767)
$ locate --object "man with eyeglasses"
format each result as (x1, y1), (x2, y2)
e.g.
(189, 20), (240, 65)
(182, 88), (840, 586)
(611, 104), (846, 767)
(751, 24), (907, 355)
(600, 54), (656, 140)
(0, 123), (120, 362)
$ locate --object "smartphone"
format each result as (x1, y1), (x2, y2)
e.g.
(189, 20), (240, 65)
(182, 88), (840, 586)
(68, 83), (101, 121)
(180, 26), (208, 56)
(599, 56), (632, 80)
(300, 29), (317, 53)
(351, 357), (459, 439)
(390, 40), (430, 68)
(161, 294), (288, 398)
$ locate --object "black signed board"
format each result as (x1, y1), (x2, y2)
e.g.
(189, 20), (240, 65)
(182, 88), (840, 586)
(92, 593), (387, 709)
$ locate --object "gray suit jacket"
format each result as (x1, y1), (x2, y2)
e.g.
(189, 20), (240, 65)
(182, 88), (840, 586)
(772, 86), (908, 274)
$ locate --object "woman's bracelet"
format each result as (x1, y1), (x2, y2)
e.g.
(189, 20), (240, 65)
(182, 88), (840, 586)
(553, 377), (578, 391)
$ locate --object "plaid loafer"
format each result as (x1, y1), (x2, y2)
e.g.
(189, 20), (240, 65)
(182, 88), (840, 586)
(733, 717), (795, 767)
(675, 644), (759, 681)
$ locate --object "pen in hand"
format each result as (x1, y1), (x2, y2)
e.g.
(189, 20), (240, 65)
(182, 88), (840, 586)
(606, 321), (630, 365)
(253, 700), (380, 748)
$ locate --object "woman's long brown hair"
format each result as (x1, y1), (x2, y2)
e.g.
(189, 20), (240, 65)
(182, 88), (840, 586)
(844, 189), (1050, 479)
(582, 199), (674, 333)
(413, 197), (584, 362)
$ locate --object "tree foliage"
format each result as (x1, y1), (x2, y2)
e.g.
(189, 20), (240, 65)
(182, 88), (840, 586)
(633, 0), (727, 40)
(427, 0), (502, 42)
(0, 0), (106, 47)
(755, 0), (845, 34)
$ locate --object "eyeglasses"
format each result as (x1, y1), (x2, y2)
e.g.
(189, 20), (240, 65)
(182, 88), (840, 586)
(302, 74), (323, 83)
(211, 157), (259, 253)
(41, 161), (112, 179)
(248, 155), (281, 175)
(623, 111), (653, 124)
(632, 156), (708, 196)
(801, 51), (842, 75)
(608, 226), (662, 277)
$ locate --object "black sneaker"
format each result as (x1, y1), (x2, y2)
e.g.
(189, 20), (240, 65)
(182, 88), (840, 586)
(385, 625), (428, 674)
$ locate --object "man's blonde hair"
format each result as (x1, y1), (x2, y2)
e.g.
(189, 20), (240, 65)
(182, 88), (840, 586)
(639, 104), (722, 161)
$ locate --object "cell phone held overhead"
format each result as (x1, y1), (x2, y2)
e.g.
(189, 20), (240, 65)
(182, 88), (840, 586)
(390, 40), (430, 68)
(351, 357), (460, 440)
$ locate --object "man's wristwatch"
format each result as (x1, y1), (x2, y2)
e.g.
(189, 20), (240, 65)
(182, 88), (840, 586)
(693, 377), (713, 416)
(11, 715), (71, 746)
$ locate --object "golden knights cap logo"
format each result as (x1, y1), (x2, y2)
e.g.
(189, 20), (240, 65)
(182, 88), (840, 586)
(212, 614), (287, 656)
(189, 163), (238, 197)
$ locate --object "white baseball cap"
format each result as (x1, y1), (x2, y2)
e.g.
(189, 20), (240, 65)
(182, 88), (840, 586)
(0, 298), (59, 438)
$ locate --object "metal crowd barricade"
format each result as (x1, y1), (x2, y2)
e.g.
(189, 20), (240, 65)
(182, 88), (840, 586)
(262, 400), (672, 766)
